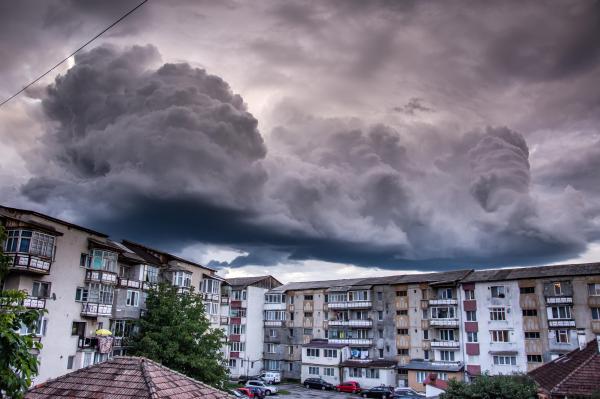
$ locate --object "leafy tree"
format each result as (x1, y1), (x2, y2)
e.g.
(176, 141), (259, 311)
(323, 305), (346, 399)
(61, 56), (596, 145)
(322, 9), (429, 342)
(129, 283), (228, 387)
(0, 226), (46, 398)
(441, 373), (538, 399)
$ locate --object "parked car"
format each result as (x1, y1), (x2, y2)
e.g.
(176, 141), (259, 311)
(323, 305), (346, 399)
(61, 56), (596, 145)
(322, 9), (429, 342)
(259, 371), (281, 384)
(246, 380), (278, 396)
(336, 381), (362, 393)
(361, 385), (394, 398)
(238, 375), (261, 384)
(393, 387), (425, 398)
(235, 388), (255, 398)
(303, 378), (335, 390)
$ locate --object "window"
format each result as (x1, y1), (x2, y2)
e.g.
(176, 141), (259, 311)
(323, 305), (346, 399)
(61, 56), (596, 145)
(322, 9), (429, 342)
(555, 330), (570, 343)
(324, 349), (337, 358)
(4, 230), (55, 258)
(493, 356), (516, 365)
(396, 309), (408, 316)
(527, 355), (542, 363)
(378, 311), (383, 321)
(308, 366), (319, 375)
(304, 312), (313, 318)
(205, 302), (219, 315)
(89, 249), (117, 272)
(75, 287), (89, 302)
(269, 329), (277, 337)
(304, 328), (312, 336)
(20, 316), (47, 337)
(126, 290), (139, 307)
(71, 321), (86, 337)
(440, 329), (455, 341)
(397, 349), (409, 355)
(416, 371), (427, 383)
(349, 368), (362, 378)
(144, 265), (159, 283)
(230, 342), (246, 352)
(377, 292), (383, 301)
(397, 329), (408, 335)
(265, 310), (285, 321)
(550, 306), (572, 319)
(522, 309), (537, 316)
(201, 278), (221, 294)
(32, 281), (51, 298)
(424, 350), (429, 360)
(306, 348), (320, 357)
(304, 294), (313, 301)
(112, 320), (135, 338)
(520, 286), (535, 294)
(431, 307), (456, 319)
(230, 308), (246, 317)
(491, 286), (506, 298)
(366, 369), (380, 379)
(288, 346), (294, 355)
(67, 356), (75, 370)
(323, 368), (334, 377)
(378, 329), (384, 339)
(172, 271), (192, 288)
(437, 372), (448, 380)
(265, 293), (284, 303)
(230, 324), (246, 335)
(464, 290), (475, 300)
(467, 332), (478, 342)
(553, 282), (563, 296)
(466, 311), (477, 321)
(80, 253), (88, 267)
(232, 290), (246, 300)
(329, 293), (346, 302)
(490, 307), (506, 321)
(87, 283), (113, 304)
(266, 343), (277, 353)
(396, 290), (407, 297)
(288, 363), (293, 371)
(490, 330), (510, 342)
(592, 308), (600, 320)
(525, 331), (541, 339)
(589, 284), (600, 296)
(423, 329), (429, 340)
(378, 349), (384, 358)
(440, 351), (455, 361)
(228, 359), (236, 368)
(440, 288), (453, 299)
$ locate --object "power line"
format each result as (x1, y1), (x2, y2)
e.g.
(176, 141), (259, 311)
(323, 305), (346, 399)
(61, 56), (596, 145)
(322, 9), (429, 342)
(0, 0), (148, 109)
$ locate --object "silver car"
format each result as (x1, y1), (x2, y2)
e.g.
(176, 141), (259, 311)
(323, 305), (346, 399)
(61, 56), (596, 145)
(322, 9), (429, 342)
(246, 380), (278, 396)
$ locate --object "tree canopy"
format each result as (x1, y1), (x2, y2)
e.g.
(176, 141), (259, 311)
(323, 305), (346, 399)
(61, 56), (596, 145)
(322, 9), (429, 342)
(0, 226), (45, 399)
(441, 373), (538, 399)
(128, 283), (228, 387)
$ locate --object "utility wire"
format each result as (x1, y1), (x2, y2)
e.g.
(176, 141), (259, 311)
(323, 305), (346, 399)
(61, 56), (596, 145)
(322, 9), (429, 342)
(0, 0), (148, 109)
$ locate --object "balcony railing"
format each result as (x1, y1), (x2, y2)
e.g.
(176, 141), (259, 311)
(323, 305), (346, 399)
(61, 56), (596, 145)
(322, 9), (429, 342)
(328, 319), (373, 327)
(265, 320), (284, 327)
(200, 292), (220, 302)
(429, 299), (458, 305)
(548, 319), (576, 328)
(431, 340), (460, 348)
(220, 316), (229, 325)
(430, 319), (459, 327)
(546, 296), (573, 304)
(6, 253), (51, 274)
(81, 302), (112, 317)
(327, 301), (372, 309)
(117, 277), (141, 289)
(221, 297), (230, 305)
(23, 296), (46, 309)
(328, 338), (372, 346)
(85, 269), (118, 285)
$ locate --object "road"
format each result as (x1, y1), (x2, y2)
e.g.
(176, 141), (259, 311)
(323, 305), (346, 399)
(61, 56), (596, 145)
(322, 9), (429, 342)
(276, 384), (357, 399)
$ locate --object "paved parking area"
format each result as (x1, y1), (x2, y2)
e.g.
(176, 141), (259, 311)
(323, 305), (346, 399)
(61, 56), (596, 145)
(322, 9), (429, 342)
(276, 384), (356, 399)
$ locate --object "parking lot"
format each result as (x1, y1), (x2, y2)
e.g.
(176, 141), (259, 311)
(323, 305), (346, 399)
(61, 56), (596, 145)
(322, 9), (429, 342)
(277, 384), (356, 399)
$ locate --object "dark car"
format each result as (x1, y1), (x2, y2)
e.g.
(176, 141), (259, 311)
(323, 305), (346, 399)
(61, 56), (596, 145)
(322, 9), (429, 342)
(361, 386), (394, 398)
(393, 387), (425, 398)
(303, 377), (335, 390)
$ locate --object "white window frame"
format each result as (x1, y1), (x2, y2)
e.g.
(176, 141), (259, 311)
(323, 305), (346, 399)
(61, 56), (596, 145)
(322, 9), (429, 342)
(126, 290), (140, 307)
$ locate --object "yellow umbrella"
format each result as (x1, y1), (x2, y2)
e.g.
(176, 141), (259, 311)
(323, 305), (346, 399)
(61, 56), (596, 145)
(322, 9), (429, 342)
(95, 329), (112, 336)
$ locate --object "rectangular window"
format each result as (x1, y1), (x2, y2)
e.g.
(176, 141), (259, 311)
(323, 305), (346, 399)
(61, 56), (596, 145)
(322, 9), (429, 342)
(553, 282), (562, 296)
(304, 312), (313, 318)
(230, 342), (246, 352)
(324, 349), (337, 358)
(522, 309), (538, 316)
(466, 310), (477, 321)
(265, 310), (286, 321)
(423, 350), (429, 360)
(323, 367), (334, 377)
(366, 369), (380, 379)
(269, 329), (276, 337)
(228, 359), (236, 368)
(265, 293), (284, 303)
(440, 329), (455, 341)
(555, 330), (570, 343)
(288, 346), (294, 355)
(396, 309), (408, 316)
(490, 330), (510, 342)
(464, 290), (475, 300)
(304, 294), (313, 301)
(525, 331), (541, 339)
(32, 281), (51, 298)
(308, 366), (319, 375)
(5, 230), (55, 258)
(431, 307), (456, 319)
(266, 343), (277, 353)
(437, 372), (448, 381)
(378, 348), (384, 358)
(490, 307), (506, 321)
(396, 290), (407, 297)
(397, 329), (408, 335)
(493, 356), (516, 365)
(527, 355), (543, 363)
(592, 308), (600, 320)
(491, 286), (506, 298)
(80, 253), (89, 267)
(71, 321), (86, 337)
(377, 292), (383, 301)
(588, 284), (600, 296)
(126, 290), (139, 307)
(550, 306), (572, 319)
(75, 287), (88, 302)
(67, 355), (75, 370)
(144, 265), (159, 283)
(87, 283), (113, 304)
(440, 350), (455, 361)
(423, 329), (429, 340)
(306, 348), (320, 357)
(172, 271), (192, 288)
(520, 286), (535, 294)
(89, 249), (117, 272)
(378, 311), (383, 321)
(467, 332), (478, 342)
(416, 371), (427, 383)
(349, 368), (362, 378)
(440, 288), (453, 299)
(397, 348), (409, 355)
(303, 328), (312, 335)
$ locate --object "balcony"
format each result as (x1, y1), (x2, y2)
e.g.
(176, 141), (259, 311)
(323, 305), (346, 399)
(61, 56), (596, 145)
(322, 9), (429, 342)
(265, 320), (284, 327)
(78, 336), (98, 350)
(85, 270), (118, 285)
(23, 296), (46, 309)
(264, 302), (287, 311)
(328, 338), (372, 346)
(327, 301), (372, 309)
(221, 296), (230, 305)
(200, 292), (220, 302)
(430, 319), (459, 327)
(429, 298), (458, 305)
(81, 302), (112, 317)
(220, 316), (229, 325)
(591, 320), (600, 334)
(548, 319), (576, 328)
(546, 296), (573, 304)
(6, 253), (51, 274)
(328, 319), (373, 327)
(142, 281), (157, 291)
(430, 340), (460, 348)
(117, 277), (141, 289)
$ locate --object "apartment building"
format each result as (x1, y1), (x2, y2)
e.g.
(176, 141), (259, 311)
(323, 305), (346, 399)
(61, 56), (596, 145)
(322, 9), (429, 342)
(226, 276), (282, 379)
(0, 205), (231, 384)
(300, 339), (350, 385)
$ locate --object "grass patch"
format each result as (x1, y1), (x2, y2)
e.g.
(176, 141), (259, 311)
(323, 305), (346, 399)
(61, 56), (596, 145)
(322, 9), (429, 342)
(277, 390), (291, 395)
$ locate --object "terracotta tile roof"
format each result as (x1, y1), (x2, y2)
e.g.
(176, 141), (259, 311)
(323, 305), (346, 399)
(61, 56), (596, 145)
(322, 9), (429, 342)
(26, 357), (233, 398)
(529, 339), (600, 397)
(424, 373), (448, 390)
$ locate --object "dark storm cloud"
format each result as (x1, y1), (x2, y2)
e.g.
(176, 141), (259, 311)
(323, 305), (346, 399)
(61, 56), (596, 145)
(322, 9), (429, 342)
(393, 98), (434, 116)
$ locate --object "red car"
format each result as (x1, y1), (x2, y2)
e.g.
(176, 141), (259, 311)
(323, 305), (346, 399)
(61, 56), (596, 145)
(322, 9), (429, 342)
(336, 381), (362, 393)
(236, 388), (256, 398)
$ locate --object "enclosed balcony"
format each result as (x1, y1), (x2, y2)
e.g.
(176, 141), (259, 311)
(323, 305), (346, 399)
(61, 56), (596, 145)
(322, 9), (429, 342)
(117, 277), (142, 289)
(430, 319), (459, 327)
(4, 229), (56, 274)
(429, 298), (458, 306)
(328, 319), (373, 327)
(85, 269), (118, 285)
(81, 302), (112, 317)
(6, 254), (51, 274)
(328, 338), (373, 346)
(23, 296), (46, 309)
(430, 340), (460, 348)
(327, 301), (372, 309)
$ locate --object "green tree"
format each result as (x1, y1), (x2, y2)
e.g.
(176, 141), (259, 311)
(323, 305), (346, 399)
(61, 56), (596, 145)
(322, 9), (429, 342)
(129, 283), (228, 387)
(0, 226), (45, 398)
(441, 373), (538, 399)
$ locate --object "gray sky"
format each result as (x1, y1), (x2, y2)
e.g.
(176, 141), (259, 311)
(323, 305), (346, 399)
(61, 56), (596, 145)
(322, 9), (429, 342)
(1, 0), (599, 282)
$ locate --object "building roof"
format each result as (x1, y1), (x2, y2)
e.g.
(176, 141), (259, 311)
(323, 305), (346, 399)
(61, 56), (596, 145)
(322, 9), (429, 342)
(25, 357), (233, 399)
(0, 205), (108, 237)
(399, 360), (464, 372)
(529, 338), (600, 397)
(122, 240), (217, 272)
(340, 359), (397, 369)
(225, 275), (282, 290)
(463, 262), (600, 283)
(302, 339), (347, 349)
(424, 373), (448, 391)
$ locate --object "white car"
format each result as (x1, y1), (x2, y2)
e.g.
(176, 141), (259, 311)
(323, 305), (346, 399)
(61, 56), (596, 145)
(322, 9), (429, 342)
(260, 372), (281, 384)
(246, 380), (278, 395)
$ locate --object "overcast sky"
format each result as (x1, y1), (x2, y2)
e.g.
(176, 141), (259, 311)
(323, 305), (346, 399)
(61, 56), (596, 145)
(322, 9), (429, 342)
(1, 0), (599, 282)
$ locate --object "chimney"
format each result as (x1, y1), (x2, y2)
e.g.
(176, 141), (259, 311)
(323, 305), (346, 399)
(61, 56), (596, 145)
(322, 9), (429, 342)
(577, 329), (586, 351)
